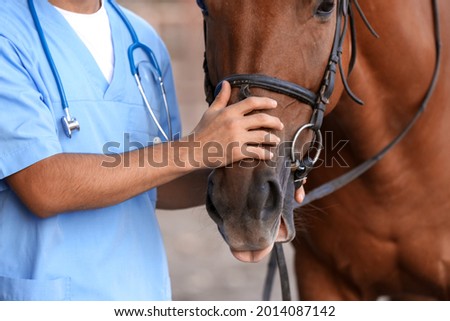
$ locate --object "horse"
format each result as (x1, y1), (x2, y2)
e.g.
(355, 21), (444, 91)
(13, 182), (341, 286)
(197, 0), (450, 300)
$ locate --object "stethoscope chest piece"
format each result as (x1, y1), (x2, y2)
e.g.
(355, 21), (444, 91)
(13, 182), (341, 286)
(61, 115), (80, 138)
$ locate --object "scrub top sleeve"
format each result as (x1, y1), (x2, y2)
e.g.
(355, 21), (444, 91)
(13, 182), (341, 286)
(0, 36), (62, 184)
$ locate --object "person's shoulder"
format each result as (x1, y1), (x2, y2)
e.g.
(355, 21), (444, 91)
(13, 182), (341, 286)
(0, 1), (29, 30)
(113, 5), (162, 44)
(111, 4), (170, 61)
(0, 0), (27, 18)
(0, 0), (36, 45)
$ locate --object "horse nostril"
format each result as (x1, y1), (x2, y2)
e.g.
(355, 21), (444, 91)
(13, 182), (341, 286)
(206, 178), (223, 225)
(263, 180), (280, 213)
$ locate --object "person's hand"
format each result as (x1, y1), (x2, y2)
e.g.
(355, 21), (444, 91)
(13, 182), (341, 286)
(191, 81), (284, 168)
(295, 184), (306, 204)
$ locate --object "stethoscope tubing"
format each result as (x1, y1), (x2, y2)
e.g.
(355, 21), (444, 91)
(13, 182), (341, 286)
(28, 0), (69, 111)
(109, 0), (173, 141)
(134, 74), (169, 141)
(28, 0), (173, 141)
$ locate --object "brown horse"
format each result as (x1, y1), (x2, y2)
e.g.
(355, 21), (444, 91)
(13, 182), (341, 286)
(198, 0), (450, 300)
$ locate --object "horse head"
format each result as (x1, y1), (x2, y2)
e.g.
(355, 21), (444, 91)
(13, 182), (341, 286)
(198, 0), (352, 262)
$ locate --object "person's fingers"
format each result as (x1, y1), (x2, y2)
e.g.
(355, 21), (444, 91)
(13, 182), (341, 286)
(295, 186), (306, 203)
(243, 113), (284, 131)
(209, 81), (231, 110)
(246, 130), (280, 145)
(233, 96), (278, 115)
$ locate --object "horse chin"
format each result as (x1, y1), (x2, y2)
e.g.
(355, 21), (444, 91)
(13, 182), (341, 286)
(230, 216), (293, 263)
(231, 245), (274, 263)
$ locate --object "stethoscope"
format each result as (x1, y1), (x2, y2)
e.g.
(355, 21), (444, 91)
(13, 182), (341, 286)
(28, 0), (173, 141)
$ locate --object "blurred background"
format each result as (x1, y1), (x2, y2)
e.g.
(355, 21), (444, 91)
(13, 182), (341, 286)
(117, 0), (298, 301)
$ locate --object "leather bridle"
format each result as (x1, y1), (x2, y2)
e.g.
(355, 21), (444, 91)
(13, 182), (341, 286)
(198, 0), (442, 301)
(201, 0), (379, 189)
(298, 0), (441, 208)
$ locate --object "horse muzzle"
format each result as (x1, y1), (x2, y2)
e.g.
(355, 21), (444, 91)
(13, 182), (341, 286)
(206, 166), (296, 262)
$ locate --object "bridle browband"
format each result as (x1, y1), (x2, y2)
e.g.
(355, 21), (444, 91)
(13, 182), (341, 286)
(198, 0), (442, 301)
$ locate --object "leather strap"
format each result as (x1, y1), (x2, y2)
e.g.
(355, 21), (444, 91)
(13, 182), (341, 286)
(265, 0), (441, 301)
(297, 0), (441, 209)
(263, 243), (291, 301)
(215, 74), (318, 107)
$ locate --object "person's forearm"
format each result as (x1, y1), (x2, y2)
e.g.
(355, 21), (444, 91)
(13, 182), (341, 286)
(7, 140), (196, 218)
(7, 82), (284, 218)
(156, 168), (211, 209)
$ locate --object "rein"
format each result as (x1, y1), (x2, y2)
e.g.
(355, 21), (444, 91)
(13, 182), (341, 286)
(270, 0), (441, 301)
(297, 0), (442, 208)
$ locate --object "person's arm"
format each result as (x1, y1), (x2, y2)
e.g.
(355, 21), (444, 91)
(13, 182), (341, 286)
(7, 144), (195, 218)
(156, 169), (211, 209)
(7, 82), (283, 218)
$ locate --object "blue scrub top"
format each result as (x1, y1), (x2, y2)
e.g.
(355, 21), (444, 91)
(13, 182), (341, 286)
(0, 0), (181, 300)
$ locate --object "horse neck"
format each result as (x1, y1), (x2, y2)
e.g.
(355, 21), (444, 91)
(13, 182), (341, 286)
(316, 0), (449, 190)
(341, 1), (437, 147)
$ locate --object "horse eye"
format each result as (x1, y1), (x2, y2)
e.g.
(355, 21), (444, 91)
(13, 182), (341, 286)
(316, 0), (335, 16)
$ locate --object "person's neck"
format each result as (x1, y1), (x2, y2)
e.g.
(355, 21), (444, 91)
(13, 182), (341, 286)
(49, 0), (102, 14)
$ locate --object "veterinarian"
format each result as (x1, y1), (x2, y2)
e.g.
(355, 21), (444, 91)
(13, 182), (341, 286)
(0, 0), (305, 300)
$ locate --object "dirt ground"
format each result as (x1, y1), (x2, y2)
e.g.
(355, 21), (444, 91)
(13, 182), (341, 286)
(117, 0), (299, 301)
